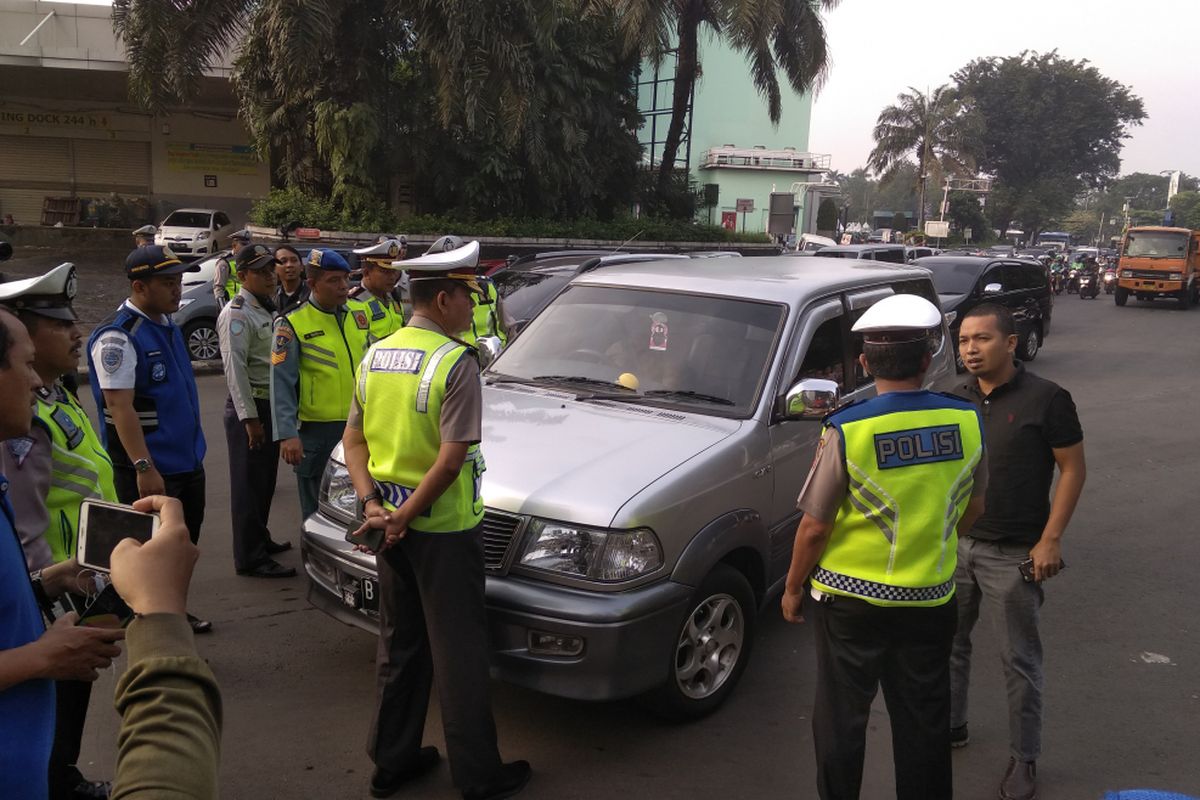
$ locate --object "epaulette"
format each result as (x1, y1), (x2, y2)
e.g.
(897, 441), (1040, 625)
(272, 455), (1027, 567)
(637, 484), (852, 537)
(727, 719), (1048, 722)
(230, 295), (246, 309)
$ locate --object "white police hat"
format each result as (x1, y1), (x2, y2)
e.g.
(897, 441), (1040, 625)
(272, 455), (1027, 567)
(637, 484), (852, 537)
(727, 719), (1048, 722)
(851, 295), (942, 342)
(0, 262), (79, 321)
(424, 235), (464, 255)
(400, 240), (483, 295)
(353, 238), (404, 262)
(230, 229), (252, 243)
(132, 224), (157, 237)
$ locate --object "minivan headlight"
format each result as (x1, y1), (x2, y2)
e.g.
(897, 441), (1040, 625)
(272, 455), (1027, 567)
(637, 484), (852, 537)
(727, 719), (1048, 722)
(320, 457), (358, 524)
(518, 520), (662, 582)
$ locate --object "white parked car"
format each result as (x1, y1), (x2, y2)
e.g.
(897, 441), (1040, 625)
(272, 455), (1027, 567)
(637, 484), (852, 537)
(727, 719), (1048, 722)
(155, 208), (236, 256)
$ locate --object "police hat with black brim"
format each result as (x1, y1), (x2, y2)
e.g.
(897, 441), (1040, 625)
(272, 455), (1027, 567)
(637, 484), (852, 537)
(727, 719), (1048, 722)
(353, 239), (404, 266)
(125, 245), (201, 279)
(399, 240), (484, 296)
(0, 262), (79, 321)
(235, 244), (280, 272)
(850, 294), (942, 344)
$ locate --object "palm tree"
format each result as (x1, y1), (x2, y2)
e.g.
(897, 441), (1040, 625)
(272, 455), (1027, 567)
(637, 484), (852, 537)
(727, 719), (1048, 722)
(867, 85), (976, 226)
(605, 0), (839, 200)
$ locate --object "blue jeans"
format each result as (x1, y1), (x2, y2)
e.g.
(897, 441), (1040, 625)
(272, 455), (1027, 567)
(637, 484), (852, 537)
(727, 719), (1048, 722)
(949, 535), (1045, 762)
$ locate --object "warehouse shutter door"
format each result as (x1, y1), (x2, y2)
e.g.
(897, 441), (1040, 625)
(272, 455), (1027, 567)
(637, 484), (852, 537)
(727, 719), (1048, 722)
(0, 135), (71, 222)
(73, 139), (151, 195)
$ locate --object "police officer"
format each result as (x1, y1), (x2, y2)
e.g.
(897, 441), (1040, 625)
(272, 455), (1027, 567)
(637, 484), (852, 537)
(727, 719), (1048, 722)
(86, 245), (211, 634)
(270, 248), (370, 521)
(781, 294), (988, 800)
(218, 244), (295, 578)
(350, 238), (407, 343)
(424, 236), (507, 348)
(214, 228), (251, 308)
(132, 225), (156, 248)
(0, 263), (118, 800)
(343, 239), (530, 800)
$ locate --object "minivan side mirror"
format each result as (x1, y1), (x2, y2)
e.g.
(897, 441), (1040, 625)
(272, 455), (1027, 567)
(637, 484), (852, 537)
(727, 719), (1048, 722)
(983, 282), (1002, 294)
(476, 335), (503, 368)
(782, 378), (840, 420)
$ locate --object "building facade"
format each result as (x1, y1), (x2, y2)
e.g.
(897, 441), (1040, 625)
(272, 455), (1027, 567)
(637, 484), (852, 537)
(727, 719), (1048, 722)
(0, 0), (268, 226)
(637, 31), (838, 236)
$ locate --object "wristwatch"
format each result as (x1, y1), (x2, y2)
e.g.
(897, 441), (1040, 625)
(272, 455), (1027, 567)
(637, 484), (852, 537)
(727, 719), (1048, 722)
(133, 458), (153, 474)
(360, 492), (381, 512)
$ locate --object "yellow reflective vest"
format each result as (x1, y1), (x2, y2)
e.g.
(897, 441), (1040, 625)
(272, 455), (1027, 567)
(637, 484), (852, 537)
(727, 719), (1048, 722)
(358, 326), (485, 533)
(285, 300), (370, 422)
(463, 280), (506, 347)
(812, 391), (984, 607)
(348, 289), (405, 344)
(33, 386), (118, 562)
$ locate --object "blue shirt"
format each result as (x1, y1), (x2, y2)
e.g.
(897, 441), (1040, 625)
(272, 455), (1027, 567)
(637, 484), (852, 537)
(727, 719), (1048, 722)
(0, 474), (54, 799)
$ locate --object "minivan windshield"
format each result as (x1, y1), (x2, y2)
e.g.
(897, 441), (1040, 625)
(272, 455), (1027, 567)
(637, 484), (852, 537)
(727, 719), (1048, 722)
(490, 285), (785, 417)
(1123, 232), (1189, 259)
(163, 211), (213, 228)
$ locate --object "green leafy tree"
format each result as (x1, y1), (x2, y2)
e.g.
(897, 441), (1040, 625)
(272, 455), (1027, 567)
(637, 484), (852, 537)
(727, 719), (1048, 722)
(816, 198), (839, 233)
(839, 167), (878, 225)
(874, 162), (920, 222)
(953, 51), (1146, 242)
(946, 193), (988, 240)
(868, 85), (976, 226)
(608, 0), (838, 202)
(1168, 191), (1200, 230)
(890, 211), (908, 232)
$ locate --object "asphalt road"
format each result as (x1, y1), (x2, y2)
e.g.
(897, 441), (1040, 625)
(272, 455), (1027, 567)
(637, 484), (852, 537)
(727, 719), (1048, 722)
(70, 289), (1200, 800)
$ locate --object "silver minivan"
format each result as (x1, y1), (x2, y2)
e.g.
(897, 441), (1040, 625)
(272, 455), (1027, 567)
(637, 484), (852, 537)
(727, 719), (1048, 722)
(301, 257), (955, 718)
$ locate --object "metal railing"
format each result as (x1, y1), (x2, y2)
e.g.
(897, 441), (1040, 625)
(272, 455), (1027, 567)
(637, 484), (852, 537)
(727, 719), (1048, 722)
(700, 146), (831, 172)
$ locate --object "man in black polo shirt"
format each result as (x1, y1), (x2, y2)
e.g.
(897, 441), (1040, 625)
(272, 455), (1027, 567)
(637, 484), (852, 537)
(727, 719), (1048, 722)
(950, 304), (1086, 800)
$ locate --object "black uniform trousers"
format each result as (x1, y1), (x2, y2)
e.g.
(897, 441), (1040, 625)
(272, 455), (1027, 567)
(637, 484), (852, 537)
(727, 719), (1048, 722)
(48, 675), (91, 797)
(811, 593), (957, 800)
(368, 525), (503, 791)
(223, 397), (280, 570)
(113, 465), (206, 544)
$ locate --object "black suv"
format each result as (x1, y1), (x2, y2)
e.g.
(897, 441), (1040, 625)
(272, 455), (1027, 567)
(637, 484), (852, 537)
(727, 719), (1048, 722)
(915, 255), (1052, 366)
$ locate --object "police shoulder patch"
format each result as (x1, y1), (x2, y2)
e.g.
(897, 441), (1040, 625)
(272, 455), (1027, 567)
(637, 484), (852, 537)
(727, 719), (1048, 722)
(370, 348), (424, 374)
(6, 437), (35, 467)
(101, 345), (124, 374)
(353, 310), (369, 330)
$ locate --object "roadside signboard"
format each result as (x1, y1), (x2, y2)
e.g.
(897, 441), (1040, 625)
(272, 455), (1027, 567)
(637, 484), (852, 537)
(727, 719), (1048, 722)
(925, 220), (951, 238)
(295, 227), (322, 239)
(735, 198), (755, 213)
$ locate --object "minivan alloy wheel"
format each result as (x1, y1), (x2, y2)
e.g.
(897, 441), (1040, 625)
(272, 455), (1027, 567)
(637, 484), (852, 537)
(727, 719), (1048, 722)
(674, 591), (745, 699)
(185, 322), (220, 361)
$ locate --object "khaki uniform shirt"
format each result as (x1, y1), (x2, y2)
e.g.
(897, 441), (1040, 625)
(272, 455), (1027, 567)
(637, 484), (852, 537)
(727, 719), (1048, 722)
(218, 288), (275, 420)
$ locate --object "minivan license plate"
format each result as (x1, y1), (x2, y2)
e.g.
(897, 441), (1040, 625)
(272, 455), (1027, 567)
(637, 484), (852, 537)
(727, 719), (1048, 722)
(342, 578), (381, 612)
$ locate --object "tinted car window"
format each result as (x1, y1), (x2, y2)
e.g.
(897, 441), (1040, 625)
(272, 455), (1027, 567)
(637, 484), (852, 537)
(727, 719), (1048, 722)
(1023, 265), (1047, 290)
(163, 211), (213, 228)
(796, 316), (845, 389)
(214, 212), (230, 227)
(811, 250), (860, 259)
(874, 248), (906, 264)
(493, 267), (578, 324)
(918, 258), (984, 295)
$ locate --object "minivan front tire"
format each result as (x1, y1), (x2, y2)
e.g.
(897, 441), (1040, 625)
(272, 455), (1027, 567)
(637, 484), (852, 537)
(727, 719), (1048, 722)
(182, 319), (220, 361)
(643, 563), (756, 721)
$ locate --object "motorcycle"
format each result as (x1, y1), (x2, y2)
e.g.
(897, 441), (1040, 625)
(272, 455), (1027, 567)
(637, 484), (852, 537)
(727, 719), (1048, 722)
(1078, 270), (1100, 299)
(1067, 268), (1080, 294)
(1050, 270), (1066, 294)
(1103, 268), (1117, 294)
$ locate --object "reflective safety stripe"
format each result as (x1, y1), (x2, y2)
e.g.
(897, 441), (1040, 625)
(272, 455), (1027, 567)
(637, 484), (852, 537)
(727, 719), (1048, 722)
(298, 349), (339, 370)
(51, 473), (98, 499)
(813, 566), (955, 604)
(299, 341), (337, 358)
(416, 342), (460, 413)
(939, 450), (982, 572)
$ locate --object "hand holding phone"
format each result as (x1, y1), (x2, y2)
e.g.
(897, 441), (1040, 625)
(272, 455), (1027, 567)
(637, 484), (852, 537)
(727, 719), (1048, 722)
(77, 500), (160, 573)
(346, 518), (387, 554)
(109, 496), (198, 617)
(77, 582), (135, 628)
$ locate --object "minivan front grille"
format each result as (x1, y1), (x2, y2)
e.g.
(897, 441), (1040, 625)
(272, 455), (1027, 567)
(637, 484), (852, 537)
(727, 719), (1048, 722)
(482, 509), (524, 573)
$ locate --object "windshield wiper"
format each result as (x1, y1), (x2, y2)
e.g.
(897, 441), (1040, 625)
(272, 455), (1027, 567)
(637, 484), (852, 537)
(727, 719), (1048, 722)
(531, 375), (637, 393)
(641, 389), (735, 406)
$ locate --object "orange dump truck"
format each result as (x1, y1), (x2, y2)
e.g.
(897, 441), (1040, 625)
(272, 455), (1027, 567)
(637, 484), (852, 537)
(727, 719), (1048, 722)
(1115, 226), (1200, 309)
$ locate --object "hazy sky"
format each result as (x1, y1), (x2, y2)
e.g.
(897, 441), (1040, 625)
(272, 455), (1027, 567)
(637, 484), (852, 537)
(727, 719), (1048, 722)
(809, 0), (1200, 178)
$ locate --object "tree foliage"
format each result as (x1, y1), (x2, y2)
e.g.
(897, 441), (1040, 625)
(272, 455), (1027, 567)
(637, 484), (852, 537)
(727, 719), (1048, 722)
(816, 198), (839, 232)
(946, 193), (988, 240)
(952, 51), (1146, 241)
(1169, 191), (1200, 231)
(607, 0), (838, 200)
(868, 84), (977, 225)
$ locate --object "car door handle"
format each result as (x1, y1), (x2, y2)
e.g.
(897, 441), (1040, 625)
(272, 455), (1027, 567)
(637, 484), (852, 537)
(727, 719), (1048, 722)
(753, 465), (773, 479)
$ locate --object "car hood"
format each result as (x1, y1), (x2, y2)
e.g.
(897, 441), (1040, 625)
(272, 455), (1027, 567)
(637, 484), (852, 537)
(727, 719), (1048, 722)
(481, 383), (740, 528)
(938, 293), (969, 312)
(159, 226), (207, 239)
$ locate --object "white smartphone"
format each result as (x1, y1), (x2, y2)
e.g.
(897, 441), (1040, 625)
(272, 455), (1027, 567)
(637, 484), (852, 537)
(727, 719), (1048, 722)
(77, 499), (160, 572)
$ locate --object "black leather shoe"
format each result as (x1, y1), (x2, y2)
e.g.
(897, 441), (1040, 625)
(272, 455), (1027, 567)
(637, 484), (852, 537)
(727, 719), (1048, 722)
(71, 778), (111, 799)
(369, 746), (440, 798)
(265, 539), (293, 555)
(950, 723), (969, 748)
(237, 559), (297, 579)
(186, 613), (213, 634)
(462, 761), (532, 800)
